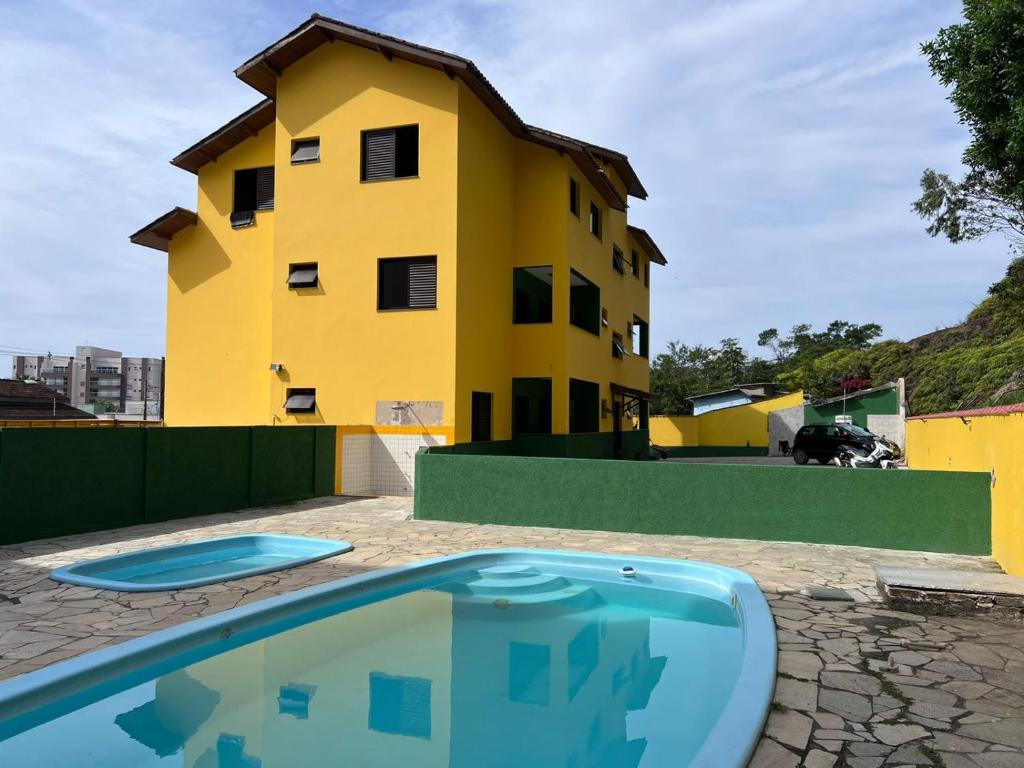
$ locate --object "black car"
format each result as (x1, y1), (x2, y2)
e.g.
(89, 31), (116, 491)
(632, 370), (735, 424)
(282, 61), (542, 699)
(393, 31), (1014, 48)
(791, 423), (875, 465)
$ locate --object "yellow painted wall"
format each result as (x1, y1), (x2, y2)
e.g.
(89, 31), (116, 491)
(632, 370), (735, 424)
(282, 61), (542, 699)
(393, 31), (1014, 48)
(166, 126), (276, 426)
(162, 37), (653, 443)
(565, 164), (651, 433)
(649, 416), (699, 446)
(648, 391), (805, 447)
(453, 81), (515, 442)
(907, 412), (1024, 577)
(271, 43), (459, 427)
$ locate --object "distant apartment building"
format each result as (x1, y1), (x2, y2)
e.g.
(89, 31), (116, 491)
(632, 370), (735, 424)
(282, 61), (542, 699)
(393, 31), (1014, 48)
(12, 346), (164, 418)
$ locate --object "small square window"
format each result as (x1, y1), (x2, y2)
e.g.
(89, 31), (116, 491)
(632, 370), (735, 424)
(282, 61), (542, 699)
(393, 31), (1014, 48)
(589, 203), (602, 239)
(612, 332), (627, 359)
(287, 263), (319, 289)
(612, 246), (626, 275)
(278, 683), (317, 719)
(230, 211), (255, 229)
(291, 138), (320, 164)
(284, 388), (316, 413)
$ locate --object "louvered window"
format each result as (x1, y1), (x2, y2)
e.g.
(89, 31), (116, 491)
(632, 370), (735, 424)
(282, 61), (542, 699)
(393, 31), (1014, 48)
(291, 138), (320, 164)
(612, 246), (626, 275)
(287, 263), (319, 289)
(361, 125), (419, 181)
(612, 332), (627, 359)
(471, 391), (493, 442)
(284, 388), (316, 414)
(378, 256), (437, 310)
(589, 203), (602, 239)
(232, 166), (274, 227)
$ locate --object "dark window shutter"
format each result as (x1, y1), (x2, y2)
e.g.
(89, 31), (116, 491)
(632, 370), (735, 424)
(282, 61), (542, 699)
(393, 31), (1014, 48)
(255, 167), (274, 210)
(363, 129), (396, 180)
(472, 392), (493, 442)
(407, 259), (437, 308)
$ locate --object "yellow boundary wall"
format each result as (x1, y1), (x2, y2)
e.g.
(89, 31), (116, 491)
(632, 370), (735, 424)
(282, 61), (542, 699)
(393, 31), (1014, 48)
(0, 420), (162, 428)
(334, 424), (455, 495)
(907, 410), (1024, 577)
(649, 391), (804, 448)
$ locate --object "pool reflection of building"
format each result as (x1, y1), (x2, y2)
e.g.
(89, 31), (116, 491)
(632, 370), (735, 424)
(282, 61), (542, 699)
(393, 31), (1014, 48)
(115, 572), (667, 767)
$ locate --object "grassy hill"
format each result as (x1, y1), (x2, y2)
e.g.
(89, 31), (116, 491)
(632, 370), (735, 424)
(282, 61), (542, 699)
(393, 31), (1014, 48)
(780, 258), (1024, 414)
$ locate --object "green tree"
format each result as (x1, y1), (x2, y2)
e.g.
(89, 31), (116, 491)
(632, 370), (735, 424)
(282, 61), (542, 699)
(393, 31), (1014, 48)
(914, 1), (1024, 248)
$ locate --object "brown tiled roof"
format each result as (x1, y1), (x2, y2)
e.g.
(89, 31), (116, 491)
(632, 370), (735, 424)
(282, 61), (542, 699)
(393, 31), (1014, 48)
(171, 99), (275, 174)
(129, 207), (197, 252)
(0, 379), (97, 420)
(0, 379), (67, 400)
(627, 225), (667, 265)
(908, 403), (1024, 420)
(174, 14), (643, 210)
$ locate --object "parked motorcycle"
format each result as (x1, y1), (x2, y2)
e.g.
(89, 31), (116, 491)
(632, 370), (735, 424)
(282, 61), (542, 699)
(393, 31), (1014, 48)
(833, 436), (902, 469)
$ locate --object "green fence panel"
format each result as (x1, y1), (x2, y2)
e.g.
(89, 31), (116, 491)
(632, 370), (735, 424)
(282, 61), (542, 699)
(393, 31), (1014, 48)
(415, 453), (992, 555)
(0, 428), (147, 543)
(251, 426), (334, 506)
(0, 426), (336, 545)
(144, 427), (252, 522)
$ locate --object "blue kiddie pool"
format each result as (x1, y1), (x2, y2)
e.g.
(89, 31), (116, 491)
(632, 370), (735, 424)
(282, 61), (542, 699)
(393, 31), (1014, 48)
(49, 534), (355, 592)
(8, 549), (775, 767)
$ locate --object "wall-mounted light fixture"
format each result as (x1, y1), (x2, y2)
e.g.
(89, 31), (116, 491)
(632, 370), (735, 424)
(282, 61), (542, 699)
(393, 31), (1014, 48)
(270, 363), (284, 372)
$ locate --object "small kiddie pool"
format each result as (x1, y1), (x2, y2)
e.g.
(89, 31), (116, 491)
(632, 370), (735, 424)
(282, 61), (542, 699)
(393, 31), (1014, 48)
(49, 534), (354, 592)
(8, 549), (775, 767)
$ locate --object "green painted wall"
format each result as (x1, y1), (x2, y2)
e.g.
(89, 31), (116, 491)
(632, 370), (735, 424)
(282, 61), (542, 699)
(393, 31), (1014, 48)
(805, 388), (899, 429)
(415, 453), (991, 555)
(0, 426), (335, 544)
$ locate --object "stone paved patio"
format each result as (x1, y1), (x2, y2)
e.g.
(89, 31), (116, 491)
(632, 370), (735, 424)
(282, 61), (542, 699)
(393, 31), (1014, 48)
(1, 496), (1022, 766)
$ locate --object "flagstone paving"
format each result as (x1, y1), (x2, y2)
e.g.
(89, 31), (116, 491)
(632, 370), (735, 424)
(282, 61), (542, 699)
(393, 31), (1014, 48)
(1, 495), (1022, 765)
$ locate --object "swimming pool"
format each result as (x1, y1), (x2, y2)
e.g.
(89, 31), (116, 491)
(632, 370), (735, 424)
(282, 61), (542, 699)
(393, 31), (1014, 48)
(49, 534), (355, 591)
(0, 549), (775, 767)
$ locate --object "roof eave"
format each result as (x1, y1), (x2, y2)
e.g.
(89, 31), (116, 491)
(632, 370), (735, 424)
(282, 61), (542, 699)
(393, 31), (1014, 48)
(129, 207), (198, 252)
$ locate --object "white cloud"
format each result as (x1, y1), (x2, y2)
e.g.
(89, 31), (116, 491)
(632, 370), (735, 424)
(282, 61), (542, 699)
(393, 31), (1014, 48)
(0, 0), (1010, 375)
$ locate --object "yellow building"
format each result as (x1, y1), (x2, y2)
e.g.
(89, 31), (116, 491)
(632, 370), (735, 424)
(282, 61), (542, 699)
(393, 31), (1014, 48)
(131, 15), (665, 486)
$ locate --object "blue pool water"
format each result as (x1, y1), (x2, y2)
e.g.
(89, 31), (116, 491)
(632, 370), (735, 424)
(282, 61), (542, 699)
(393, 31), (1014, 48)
(49, 535), (354, 591)
(0, 550), (775, 767)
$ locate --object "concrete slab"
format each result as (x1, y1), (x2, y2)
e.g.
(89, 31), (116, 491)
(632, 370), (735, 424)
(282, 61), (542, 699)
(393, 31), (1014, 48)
(875, 567), (1024, 598)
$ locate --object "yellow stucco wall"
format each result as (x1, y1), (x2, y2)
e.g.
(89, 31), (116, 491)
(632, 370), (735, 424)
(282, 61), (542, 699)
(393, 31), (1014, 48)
(165, 126), (276, 426)
(649, 391), (805, 448)
(648, 416), (699, 446)
(907, 412), (1024, 577)
(162, 37), (653, 442)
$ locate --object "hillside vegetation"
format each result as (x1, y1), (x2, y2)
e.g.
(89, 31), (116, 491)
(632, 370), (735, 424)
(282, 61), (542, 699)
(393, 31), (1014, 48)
(651, 258), (1024, 416)
(778, 258), (1024, 414)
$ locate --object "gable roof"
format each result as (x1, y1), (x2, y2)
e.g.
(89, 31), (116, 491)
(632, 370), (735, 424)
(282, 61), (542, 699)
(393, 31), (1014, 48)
(0, 379), (98, 420)
(173, 14), (644, 211)
(129, 207), (198, 252)
(688, 383), (777, 402)
(627, 225), (667, 265)
(171, 100), (275, 174)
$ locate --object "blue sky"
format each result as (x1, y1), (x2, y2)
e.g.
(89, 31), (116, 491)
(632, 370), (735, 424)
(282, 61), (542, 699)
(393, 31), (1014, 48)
(0, 0), (1010, 373)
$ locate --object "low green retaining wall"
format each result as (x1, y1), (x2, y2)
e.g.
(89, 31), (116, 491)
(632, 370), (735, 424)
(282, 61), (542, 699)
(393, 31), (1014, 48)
(415, 453), (991, 555)
(662, 446), (769, 458)
(0, 426), (335, 544)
